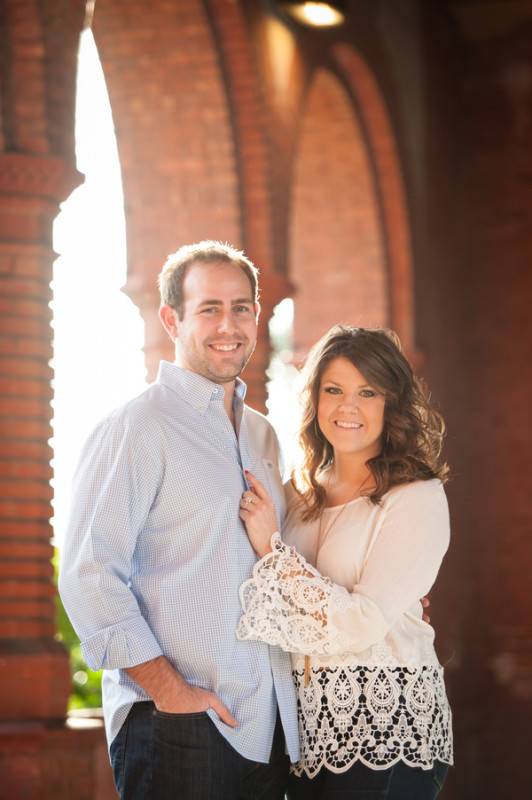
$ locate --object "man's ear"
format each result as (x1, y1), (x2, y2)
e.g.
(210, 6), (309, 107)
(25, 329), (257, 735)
(159, 304), (179, 341)
(254, 301), (261, 321)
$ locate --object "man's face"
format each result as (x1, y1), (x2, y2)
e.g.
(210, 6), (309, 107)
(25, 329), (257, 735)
(173, 260), (259, 383)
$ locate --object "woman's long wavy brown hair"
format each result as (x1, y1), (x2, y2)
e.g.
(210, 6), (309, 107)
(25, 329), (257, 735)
(292, 325), (449, 521)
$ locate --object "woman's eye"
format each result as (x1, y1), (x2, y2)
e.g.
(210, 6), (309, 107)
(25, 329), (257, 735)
(360, 389), (376, 398)
(324, 386), (341, 394)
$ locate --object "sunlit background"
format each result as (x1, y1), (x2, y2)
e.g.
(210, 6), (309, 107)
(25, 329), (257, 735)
(51, 30), (147, 543)
(51, 30), (300, 545)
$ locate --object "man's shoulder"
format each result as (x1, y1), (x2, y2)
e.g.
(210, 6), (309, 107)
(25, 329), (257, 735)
(90, 383), (166, 439)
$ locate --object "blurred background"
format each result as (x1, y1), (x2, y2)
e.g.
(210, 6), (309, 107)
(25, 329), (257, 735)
(1, 1), (531, 797)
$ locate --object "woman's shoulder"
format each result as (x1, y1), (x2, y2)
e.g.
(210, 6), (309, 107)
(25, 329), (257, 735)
(383, 478), (448, 513)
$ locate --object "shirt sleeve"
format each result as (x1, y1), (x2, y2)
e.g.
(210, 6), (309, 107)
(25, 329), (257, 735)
(237, 480), (450, 656)
(58, 409), (165, 670)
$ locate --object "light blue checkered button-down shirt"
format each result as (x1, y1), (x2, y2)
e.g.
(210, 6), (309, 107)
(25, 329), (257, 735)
(59, 361), (299, 763)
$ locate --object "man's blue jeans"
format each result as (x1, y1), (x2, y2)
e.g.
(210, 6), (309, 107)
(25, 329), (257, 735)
(110, 701), (289, 799)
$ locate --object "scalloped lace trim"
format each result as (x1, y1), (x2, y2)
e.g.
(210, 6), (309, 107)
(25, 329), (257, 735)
(291, 663), (453, 778)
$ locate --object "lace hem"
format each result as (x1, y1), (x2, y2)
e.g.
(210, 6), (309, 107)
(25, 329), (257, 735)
(291, 663), (453, 778)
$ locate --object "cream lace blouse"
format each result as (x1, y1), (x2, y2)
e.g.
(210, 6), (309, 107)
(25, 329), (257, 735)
(237, 479), (453, 777)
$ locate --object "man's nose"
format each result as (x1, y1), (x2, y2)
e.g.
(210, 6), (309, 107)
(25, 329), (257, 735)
(216, 312), (237, 334)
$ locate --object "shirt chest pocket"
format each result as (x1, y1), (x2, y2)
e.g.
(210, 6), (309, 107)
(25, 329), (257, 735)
(249, 457), (286, 528)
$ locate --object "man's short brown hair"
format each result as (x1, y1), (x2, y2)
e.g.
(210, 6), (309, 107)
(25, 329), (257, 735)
(158, 241), (260, 319)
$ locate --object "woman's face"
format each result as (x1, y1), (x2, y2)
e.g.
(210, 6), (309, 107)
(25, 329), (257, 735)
(317, 356), (386, 461)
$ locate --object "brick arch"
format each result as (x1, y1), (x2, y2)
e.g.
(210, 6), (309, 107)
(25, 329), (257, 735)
(289, 67), (389, 356)
(92, 0), (242, 379)
(207, 0), (292, 409)
(333, 44), (415, 357)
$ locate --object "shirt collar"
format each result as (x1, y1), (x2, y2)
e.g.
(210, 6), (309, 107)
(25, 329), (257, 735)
(156, 360), (247, 413)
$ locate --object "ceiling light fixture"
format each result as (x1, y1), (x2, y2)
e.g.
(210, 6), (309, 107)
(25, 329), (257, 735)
(279, 2), (346, 28)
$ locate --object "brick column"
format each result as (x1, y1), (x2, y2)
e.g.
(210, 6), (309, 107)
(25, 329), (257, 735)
(0, 153), (116, 798)
(0, 152), (82, 719)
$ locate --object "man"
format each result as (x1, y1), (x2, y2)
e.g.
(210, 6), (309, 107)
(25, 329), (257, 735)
(59, 241), (299, 799)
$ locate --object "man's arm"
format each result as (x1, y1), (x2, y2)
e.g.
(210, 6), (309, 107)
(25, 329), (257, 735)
(60, 412), (236, 725)
(125, 657), (237, 725)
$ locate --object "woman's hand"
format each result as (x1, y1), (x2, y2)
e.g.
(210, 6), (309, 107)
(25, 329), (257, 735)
(239, 471), (278, 558)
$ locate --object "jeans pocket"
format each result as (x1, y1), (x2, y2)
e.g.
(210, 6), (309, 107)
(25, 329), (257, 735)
(153, 707), (210, 750)
(153, 709), (208, 719)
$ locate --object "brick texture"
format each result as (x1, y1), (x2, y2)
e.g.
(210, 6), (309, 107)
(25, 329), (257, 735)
(0, 3), (116, 796)
(289, 68), (388, 355)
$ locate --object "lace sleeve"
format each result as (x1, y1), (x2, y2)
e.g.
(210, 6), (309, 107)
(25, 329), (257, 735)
(238, 481), (450, 656)
(237, 533), (344, 655)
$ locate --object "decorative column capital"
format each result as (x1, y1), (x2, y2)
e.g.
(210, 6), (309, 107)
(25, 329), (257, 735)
(0, 153), (83, 203)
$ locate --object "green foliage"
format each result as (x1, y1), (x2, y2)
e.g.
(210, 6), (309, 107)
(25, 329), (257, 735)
(53, 550), (103, 709)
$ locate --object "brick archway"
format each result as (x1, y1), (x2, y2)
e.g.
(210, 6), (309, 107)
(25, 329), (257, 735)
(289, 67), (389, 356)
(207, 0), (291, 408)
(92, 0), (288, 408)
(333, 44), (416, 357)
(92, 0), (242, 379)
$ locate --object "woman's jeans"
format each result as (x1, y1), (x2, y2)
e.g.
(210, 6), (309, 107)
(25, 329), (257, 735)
(286, 759), (449, 799)
(110, 700), (289, 799)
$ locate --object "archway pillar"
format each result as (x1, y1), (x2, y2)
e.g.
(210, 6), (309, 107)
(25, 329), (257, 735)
(0, 153), (116, 798)
(0, 153), (81, 722)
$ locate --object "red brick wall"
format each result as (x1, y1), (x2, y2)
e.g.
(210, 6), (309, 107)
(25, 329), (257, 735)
(448, 21), (532, 798)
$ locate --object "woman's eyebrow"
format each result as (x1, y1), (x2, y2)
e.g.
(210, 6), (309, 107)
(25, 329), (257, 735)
(323, 379), (374, 388)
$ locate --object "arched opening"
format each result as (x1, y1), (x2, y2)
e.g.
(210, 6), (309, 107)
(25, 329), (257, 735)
(51, 28), (146, 704)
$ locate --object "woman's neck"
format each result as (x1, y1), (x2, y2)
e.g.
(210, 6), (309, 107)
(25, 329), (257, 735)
(329, 452), (372, 489)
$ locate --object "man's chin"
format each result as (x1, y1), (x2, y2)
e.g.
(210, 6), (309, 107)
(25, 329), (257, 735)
(206, 361), (247, 383)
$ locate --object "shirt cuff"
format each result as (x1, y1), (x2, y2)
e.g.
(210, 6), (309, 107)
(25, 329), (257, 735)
(81, 615), (164, 670)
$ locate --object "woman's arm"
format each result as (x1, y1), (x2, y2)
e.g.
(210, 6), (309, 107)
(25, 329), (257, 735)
(237, 475), (449, 656)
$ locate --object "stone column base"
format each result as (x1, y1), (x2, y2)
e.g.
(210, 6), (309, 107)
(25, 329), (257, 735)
(0, 714), (116, 800)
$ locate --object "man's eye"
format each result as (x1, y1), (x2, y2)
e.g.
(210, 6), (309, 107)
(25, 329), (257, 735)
(234, 306), (251, 313)
(202, 307), (217, 314)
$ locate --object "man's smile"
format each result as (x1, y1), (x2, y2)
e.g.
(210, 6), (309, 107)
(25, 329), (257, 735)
(208, 342), (243, 352)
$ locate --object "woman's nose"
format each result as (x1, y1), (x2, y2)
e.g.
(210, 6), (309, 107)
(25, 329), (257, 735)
(338, 395), (360, 412)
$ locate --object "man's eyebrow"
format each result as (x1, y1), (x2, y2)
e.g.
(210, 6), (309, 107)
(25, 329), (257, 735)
(197, 298), (254, 307)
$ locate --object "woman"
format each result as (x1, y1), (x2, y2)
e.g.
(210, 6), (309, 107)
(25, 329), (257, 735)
(237, 326), (453, 799)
